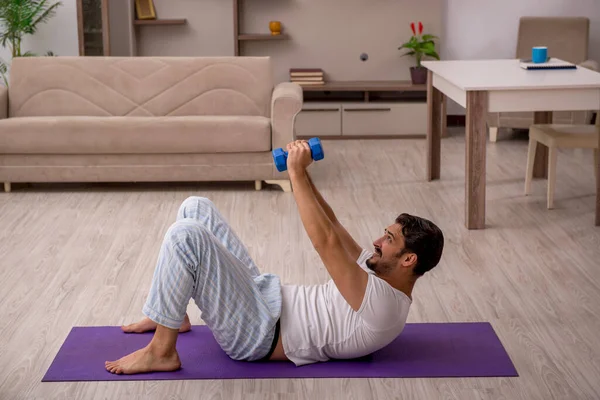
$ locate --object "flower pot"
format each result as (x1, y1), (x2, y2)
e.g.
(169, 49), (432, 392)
(410, 66), (428, 85)
(269, 21), (282, 35)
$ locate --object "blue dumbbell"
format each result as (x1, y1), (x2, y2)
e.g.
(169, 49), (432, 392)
(272, 137), (324, 172)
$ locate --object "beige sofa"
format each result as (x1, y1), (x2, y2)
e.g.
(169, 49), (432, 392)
(0, 56), (303, 192)
(487, 16), (598, 142)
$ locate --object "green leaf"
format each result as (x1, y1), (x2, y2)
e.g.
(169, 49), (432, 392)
(0, 57), (8, 86)
(398, 40), (417, 50)
(422, 42), (436, 52)
(422, 34), (438, 41)
(423, 50), (440, 60)
(31, 1), (61, 32)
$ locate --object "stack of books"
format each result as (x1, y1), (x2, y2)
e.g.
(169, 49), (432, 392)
(289, 68), (325, 86)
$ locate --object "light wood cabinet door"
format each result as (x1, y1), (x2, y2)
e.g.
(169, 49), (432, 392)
(342, 103), (427, 136)
(295, 103), (342, 137)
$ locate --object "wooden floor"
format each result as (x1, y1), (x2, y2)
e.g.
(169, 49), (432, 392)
(1, 129), (599, 400)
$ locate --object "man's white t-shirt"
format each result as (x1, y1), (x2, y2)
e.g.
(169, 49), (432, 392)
(279, 248), (412, 366)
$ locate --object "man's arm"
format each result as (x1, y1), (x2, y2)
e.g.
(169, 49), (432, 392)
(305, 172), (363, 261)
(290, 170), (368, 311)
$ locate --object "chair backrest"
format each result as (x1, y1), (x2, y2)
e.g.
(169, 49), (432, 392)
(516, 17), (589, 64)
(8, 56), (274, 118)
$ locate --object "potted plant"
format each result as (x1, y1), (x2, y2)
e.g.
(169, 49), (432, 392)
(398, 21), (440, 84)
(0, 0), (62, 86)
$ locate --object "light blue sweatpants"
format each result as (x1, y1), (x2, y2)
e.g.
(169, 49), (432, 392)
(142, 196), (282, 361)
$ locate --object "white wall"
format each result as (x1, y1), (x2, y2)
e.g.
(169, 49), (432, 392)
(1, 0), (599, 115)
(21, 0), (79, 56)
(2, 0), (79, 57)
(442, 0), (600, 114)
(240, 0), (443, 83)
(0, 0), (78, 83)
(137, 0), (234, 57)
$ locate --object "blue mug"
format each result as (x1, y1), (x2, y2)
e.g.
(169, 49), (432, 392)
(532, 46), (548, 63)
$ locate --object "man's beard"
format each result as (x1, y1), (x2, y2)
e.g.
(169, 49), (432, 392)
(366, 249), (381, 271)
(366, 253), (395, 275)
(366, 259), (377, 272)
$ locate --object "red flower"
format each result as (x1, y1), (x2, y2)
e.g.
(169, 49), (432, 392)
(410, 22), (416, 35)
(419, 21), (423, 34)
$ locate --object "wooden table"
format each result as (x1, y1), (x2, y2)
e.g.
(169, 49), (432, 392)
(422, 59), (600, 229)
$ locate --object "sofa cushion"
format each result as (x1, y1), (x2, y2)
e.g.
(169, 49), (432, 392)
(0, 116), (272, 154)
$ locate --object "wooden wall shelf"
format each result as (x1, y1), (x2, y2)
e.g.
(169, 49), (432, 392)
(238, 33), (290, 41)
(234, 0), (290, 54)
(134, 19), (187, 26)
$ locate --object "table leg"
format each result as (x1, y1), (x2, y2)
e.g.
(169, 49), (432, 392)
(427, 70), (443, 180)
(441, 94), (448, 138)
(533, 111), (552, 178)
(596, 136), (600, 226)
(465, 91), (488, 229)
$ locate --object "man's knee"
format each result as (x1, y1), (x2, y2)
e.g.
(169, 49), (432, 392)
(165, 218), (212, 247)
(180, 196), (214, 210)
(161, 219), (213, 282)
(177, 196), (215, 219)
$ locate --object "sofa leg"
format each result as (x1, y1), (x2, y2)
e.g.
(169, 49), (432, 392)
(4, 182), (10, 193)
(255, 180), (263, 191)
(265, 179), (292, 193)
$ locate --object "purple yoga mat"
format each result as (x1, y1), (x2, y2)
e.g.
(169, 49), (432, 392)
(42, 322), (517, 381)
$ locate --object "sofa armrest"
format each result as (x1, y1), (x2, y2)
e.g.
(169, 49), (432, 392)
(271, 82), (303, 151)
(0, 86), (7, 119)
(579, 59), (598, 71)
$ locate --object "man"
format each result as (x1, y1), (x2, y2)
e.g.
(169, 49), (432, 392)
(105, 140), (444, 374)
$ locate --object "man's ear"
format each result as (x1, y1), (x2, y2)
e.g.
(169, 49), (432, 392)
(401, 252), (417, 269)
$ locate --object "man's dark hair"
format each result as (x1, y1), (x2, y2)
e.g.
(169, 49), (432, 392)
(395, 213), (444, 276)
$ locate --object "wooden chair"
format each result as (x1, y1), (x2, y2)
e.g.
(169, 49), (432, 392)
(525, 113), (599, 209)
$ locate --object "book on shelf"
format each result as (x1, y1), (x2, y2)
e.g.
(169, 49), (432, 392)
(289, 68), (325, 85)
(290, 68), (324, 77)
(292, 81), (325, 86)
(290, 76), (323, 81)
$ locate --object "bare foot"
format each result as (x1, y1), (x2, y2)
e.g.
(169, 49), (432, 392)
(105, 345), (181, 375)
(121, 314), (191, 334)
